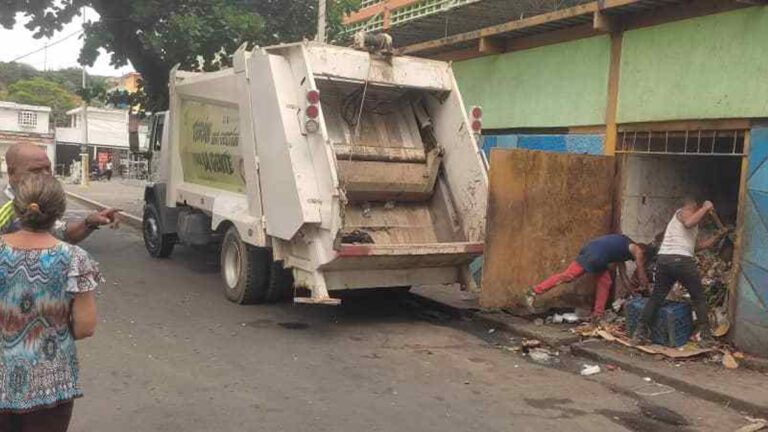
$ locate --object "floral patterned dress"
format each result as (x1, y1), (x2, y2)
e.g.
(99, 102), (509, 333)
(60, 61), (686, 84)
(0, 240), (101, 413)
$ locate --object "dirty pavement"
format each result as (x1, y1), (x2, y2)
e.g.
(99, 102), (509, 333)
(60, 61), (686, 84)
(63, 197), (764, 432)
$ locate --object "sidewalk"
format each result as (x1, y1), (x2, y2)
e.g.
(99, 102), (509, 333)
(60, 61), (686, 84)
(412, 286), (768, 418)
(64, 179), (146, 218)
(63, 179), (146, 229)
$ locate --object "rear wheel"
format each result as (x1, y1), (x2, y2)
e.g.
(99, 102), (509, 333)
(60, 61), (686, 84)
(220, 226), (270, 304)
(265, 260), (294, 302)
(143, 204), (175, 258)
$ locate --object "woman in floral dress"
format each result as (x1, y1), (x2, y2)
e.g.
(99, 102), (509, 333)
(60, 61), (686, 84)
(0, 173), (101, 431)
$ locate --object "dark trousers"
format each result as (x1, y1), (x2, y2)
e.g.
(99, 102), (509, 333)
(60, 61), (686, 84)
(639, 254), (711, 333)
(0, 401), (73, 432)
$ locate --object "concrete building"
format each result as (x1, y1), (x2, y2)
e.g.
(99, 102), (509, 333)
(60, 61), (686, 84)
(55, 107), (147, 175)
(0, 101), (55, 174)
(347, 1), (768, 356)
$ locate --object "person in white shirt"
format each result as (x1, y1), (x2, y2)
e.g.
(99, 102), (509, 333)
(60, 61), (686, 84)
(631, 196), (729, 348)
(104, 159), (114, 181)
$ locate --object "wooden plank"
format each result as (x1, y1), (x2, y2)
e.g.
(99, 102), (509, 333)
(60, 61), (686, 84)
(400, 0), (648, 55)
(480, 149), (615, 310)
(621, 0), (752, 31)
(479, 37), (505, 55)
(728, 131), (752, 337)
(604, 32), (623, 156)
(505, 24), (600, 53)
(430, 48), (487, 62)
(568, 125), (607, 134)
(401, 2), (600, 54)
(593, 10), (617, 33)
(426, 25), (600, 62)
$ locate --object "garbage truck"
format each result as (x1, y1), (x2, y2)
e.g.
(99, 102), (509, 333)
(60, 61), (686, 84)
(142, 40), (488, 305)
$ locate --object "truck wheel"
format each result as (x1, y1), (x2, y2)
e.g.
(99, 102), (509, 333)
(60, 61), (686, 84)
(143, 204), (175, 258)
(221, 226), (270, 304)
(265, 261), (294, 302)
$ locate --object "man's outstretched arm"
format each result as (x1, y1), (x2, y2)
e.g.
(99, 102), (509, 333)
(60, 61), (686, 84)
(64, 208), (121, 244)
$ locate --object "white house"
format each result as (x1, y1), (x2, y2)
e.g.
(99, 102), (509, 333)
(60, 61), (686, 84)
(0, 101), (55, 174)
(55, 107), (147, 174)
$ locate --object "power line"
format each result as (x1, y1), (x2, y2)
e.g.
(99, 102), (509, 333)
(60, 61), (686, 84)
(8, 29), (84, 63)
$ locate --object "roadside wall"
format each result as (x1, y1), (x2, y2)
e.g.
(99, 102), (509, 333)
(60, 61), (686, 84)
(617, 7), (768, 123)
(453, 36), (611, 129)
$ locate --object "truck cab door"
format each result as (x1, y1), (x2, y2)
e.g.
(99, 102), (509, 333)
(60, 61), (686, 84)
(148, 112), (166, 181)
(480, 149), (616, 311)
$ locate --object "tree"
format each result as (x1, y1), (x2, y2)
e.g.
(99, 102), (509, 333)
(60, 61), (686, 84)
(6, 78), (80, 126)
(0, 62), (39, 88)
(1, 1), (360, 112)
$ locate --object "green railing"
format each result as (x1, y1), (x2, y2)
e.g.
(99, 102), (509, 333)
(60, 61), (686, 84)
(390, 0), (477, 26)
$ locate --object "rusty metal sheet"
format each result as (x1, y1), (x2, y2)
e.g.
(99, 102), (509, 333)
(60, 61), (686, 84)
(480, 149), (615, 310)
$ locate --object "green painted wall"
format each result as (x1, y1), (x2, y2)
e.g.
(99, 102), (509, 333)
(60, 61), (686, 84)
(618, 7), (768, 123)
(453, 36), (611, 129)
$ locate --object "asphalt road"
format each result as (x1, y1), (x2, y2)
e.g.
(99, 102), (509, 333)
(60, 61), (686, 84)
(62, 201), (749, 432)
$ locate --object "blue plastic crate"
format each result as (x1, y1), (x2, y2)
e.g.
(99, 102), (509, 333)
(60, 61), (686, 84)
(625, 297), (693, 348)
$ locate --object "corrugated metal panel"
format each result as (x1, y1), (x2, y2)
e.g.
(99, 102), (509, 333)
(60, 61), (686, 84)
(734, 126), (768, 356)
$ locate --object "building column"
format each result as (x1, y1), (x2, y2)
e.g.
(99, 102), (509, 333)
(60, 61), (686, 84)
(604, 32), (623, 156)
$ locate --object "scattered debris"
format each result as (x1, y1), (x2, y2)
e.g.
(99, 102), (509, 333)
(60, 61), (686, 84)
(736, 418), (768, 432)
(361, 202), (372, 218)
(580, 364), (601, 376)
(533, 318), (544, 326)
(487, 328), (496, 334)
(605, 364), (618, 371)
(643, 377), (653, 382)
(520, 339), (542, 354)
(634, 382), (676, 397)
(722, 351), (739, 369)
(528, 349), (552, 364)
(553, 313), (580, 324)
(574, 322), (715, 359)
(384, 200), (396, 210)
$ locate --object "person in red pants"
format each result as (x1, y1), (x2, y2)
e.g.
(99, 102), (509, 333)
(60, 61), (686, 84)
(526, 234), (651, 319)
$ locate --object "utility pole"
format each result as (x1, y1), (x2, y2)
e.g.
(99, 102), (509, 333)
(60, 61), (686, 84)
(80, 7), (89, 186)
(317, 0), (327, 43)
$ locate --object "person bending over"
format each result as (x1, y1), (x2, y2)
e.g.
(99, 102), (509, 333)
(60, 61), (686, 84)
(526, 234), (650, 318)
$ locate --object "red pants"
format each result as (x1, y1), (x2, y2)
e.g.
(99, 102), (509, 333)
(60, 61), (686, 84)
(533, 261), (612, 315)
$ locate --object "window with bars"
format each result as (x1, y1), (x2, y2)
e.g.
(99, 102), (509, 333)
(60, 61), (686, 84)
(17, 111), (37, 129)
(617, 129), (746, 156)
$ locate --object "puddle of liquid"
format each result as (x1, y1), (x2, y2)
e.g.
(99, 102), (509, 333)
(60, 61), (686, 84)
(278, 322), (310, 330)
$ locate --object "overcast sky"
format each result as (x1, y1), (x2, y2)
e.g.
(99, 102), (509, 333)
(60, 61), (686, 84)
(0, 9), (135, 77)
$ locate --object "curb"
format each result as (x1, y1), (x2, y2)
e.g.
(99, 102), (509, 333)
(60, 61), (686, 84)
(65, 191), (143, 231)
(415, 289), (768, 417)
(571, 341), (768, 418)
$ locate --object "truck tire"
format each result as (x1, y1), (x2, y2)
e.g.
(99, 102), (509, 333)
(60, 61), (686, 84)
(265, 261), (294, 302)
(220, 226), (270, 304)
(143, 204), (176, 258)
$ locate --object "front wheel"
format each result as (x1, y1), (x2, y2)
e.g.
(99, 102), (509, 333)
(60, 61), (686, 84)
(143, 204), (175, 258)
(220, 226), (270, 304)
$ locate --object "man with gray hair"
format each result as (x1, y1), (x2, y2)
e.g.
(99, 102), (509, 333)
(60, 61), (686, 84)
(0, 143), (119, 242)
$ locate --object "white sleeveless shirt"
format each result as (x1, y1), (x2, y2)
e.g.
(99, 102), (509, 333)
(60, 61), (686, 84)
(658, 209), (698, 257)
